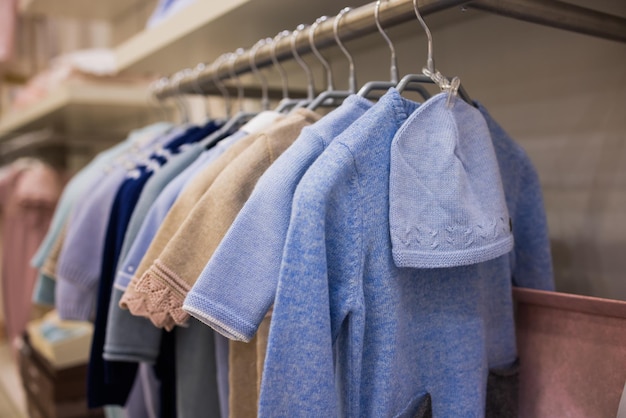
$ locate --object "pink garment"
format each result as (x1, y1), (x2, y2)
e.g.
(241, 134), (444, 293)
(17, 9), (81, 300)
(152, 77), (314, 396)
(0, 160), (63, 350)
(0, 0), (17, 62)
(515, 287), (626, 418)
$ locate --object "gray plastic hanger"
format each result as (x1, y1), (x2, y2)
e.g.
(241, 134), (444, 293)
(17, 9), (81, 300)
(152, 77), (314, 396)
(306, 14), (355, 111)
(357, 0), (430, 101)
(210, 53), (233, 120)
(191, 62), (212, 121)
(249, 38), (271, 111)
(272, 31), (303, 113)
(335, 7), (357, 95)
(149, 77), (173, 123)
(215, 49), (257, 133)
(199, 53), (249, 148)
(286, 24), (316, 112)
(170, 71), (191, 124)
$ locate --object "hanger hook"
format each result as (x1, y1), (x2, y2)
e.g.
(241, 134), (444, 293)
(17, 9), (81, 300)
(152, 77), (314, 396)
(150, 77), (170, 121)
(181, 67), (202, 120)
(179, 68), (194, 89)
(291, 24), (315, 100)
(412, 0), (461, 101)
(413, 0), (434, 75)
(212, 53), (232, 119)
(333, 7), (356, 93)
(172, 70), (190, 124)
(375, 0), (398, 83)
(249, 39), (270, 111)
(228, 49), (246, 112)
(271, 30), (291, 100)
(309, 16), (334, 92)
(192, 62), (211, 119)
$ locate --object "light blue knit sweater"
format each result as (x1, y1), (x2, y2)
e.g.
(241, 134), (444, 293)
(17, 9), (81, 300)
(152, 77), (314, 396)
(258, 90), (553, 416)
(183, 95), (373, 341)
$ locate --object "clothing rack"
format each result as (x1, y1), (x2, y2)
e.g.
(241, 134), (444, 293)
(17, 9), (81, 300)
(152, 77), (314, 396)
(153, 0), (626, 100)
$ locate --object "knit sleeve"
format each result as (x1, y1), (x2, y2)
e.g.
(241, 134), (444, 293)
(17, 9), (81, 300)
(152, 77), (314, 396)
(31, 173), (81, 269)
(183, 135), (325, 342)
(55, 171), (126, 320)
(478, 102), (555, 291)
(132, 134), (275, 330)
(258, 146), (360, 416)
(511, 154), (555, 290)
(120, 133), (260, 325)
(130, 115), (312, 330)
(117, 146), (202, 270)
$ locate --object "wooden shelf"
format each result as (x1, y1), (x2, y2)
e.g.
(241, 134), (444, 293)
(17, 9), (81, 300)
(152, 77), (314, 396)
(18, 0), (149, 20)
(0, 82), (165, 142)
(114, 0), (369, 75)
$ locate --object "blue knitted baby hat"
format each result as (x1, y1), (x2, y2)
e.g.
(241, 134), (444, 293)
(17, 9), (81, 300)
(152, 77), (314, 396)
(389, 92), (513, 268)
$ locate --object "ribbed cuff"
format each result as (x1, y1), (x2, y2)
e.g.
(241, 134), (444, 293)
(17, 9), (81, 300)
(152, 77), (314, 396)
(55, 279), (95, 321)
(393, 235), (514, 268)
(56, 262), (98, 290)
(183, 292), (257, 342)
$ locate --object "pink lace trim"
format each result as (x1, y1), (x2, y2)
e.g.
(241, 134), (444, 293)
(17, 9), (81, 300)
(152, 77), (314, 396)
(121, 260), (191, 330)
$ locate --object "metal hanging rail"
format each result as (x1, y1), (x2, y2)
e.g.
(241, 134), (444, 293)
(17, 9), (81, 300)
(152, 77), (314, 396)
(468, 0), (626, 44)
(154, 0), (626, 99)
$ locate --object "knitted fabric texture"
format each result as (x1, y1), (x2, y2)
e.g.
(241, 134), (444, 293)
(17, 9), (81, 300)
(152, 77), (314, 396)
(129, 109), (319, 330)
(87, 119), (224, 408)
(201, 98), (373, 417)
(119, 131), (265, 317)
(258, 90), (553, 416)
(228, 310), (272, 418)
(476, 102), (554, 290)
(175, 318), (222, 418)
(114, 111), (281, 292)
(104, 129), (255, 366)
(114, 129), (251, 292)
(101, 142), (214, 365)
(116, 143), (204, 273)
(389, 95), (513, 268)
(55, 127), (187, 320)
(183, 94), (373, 342)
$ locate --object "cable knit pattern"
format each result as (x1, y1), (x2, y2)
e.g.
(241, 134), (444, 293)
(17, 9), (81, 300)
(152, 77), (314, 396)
(131, 110), (319, 328)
